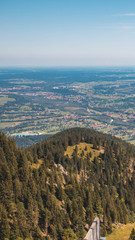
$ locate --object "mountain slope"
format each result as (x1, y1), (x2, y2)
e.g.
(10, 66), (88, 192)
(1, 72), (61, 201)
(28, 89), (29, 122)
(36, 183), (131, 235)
(0, 128), (135, 240)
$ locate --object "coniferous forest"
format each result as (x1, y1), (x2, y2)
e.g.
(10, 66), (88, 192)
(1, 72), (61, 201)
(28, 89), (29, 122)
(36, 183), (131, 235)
(129, 228), (135, 240)
(0, 127), (135, 240)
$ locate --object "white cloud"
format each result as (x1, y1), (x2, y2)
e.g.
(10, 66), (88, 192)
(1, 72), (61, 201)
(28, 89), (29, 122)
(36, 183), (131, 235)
(115, 13), (135, 17)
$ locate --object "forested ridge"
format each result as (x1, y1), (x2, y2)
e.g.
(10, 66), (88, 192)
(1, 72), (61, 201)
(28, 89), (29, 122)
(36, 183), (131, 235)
(0, 127), (135, 240)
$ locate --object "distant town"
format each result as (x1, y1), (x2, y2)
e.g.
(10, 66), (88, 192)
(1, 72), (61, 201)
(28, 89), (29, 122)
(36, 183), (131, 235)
(0, 68), (135, 144)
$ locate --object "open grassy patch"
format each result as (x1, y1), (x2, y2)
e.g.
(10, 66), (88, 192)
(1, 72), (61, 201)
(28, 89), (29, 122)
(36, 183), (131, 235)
(29, 159), (43, 169)
(107, 222), (135, 240)
(64, 142), (103, 161)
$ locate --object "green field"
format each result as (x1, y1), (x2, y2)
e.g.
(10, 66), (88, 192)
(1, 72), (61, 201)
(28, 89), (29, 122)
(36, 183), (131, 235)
(0, 95), (15, 105)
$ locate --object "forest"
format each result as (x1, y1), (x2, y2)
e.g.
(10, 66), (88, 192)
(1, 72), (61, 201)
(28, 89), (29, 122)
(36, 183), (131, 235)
(129, 228), (135, 240)
(0, 127), (135, 239)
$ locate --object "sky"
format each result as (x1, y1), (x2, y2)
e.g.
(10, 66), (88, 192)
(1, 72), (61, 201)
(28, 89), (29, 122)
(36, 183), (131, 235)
(1, 0), (135, 67)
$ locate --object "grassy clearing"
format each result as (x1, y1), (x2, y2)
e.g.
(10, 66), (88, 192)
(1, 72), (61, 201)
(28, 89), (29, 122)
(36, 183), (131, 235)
(64, 142), (103, 161)
(29, 159), (43, 169)
(107, 223), (135, 240)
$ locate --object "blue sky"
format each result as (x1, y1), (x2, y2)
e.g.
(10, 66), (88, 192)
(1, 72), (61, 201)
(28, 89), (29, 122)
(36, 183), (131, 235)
(1, 0), (135, 66)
